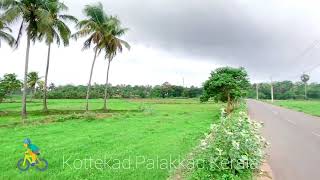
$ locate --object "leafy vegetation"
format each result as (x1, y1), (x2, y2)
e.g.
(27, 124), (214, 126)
(0, 18), (14, 47)
(31, 82), (203, 99)
(201, 67), (250, 114)
(72, 3), (129, 112)
(0, 73), (22, 103)
(100, 15), (130, 111)
(1, 1), (130, 118)
(0, 0), (54, 119)
(27, 72), (42, 102)
(248, 81), (320, 100)
(0, 0), (267, 178)
(190, 103), (266, 180)
(39, 0), (77, 112)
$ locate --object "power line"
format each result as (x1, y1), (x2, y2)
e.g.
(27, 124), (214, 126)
(257, 40), (320, 101)
(273, 40), (320, 81)
(303, 63), (320, 74)
(291, 40), (320, 64)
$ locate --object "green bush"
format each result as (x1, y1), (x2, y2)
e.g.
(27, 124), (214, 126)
(192, 104), (267, 179)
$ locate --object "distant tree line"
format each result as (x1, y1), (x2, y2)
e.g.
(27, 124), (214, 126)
(247, 81), (320, 100)
(0, 74), (203, 100)
(35, 82), (203, 99)
(3, 73), (320, 101)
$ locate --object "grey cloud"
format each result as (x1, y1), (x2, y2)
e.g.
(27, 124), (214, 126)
(85, 0), (320, 82)
(3, 0), (319, 84)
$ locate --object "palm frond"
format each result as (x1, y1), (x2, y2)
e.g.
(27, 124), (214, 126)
(72, 28), (93, 40)
(55, 20), (71, 46)
(0, 0), (17, 10)
(82, 33), (94, 50)
(59, 14), (78, 23)
(1, 5), (22, 24)
(76, 20), (98, 30)
(35, 0), (76, 47)
(52, 29), (60, 45)
(0, 30), (14, 47)
(83, 2), (105, 24)
(119, 38), (130, 50)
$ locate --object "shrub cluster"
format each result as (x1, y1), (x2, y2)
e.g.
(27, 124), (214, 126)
(192, 104), (267, 179)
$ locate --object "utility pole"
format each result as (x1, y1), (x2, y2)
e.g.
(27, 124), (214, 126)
(270, 77), (274, 103)
(256, 83), (259, 100)
(305, 82), (307, 100)
(182, 77), (185, 87)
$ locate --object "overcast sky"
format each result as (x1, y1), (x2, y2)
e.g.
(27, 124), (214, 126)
(1, 0), (320, 86)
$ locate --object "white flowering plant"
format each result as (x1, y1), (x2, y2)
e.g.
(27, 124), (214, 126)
(192, 103), (267, 179)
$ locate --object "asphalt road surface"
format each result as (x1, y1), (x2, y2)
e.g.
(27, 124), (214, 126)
(247, 100), (320, 180)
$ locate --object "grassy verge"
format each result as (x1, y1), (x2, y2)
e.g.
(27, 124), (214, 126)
(273, 100), (320, 117)
(0, 98), (221, 179)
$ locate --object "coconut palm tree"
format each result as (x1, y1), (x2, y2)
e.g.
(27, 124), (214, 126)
(301, 73), (310, 99)
(27, 71), (41, 102)
(72, 3), (112, 111)
(99, 16), (130, 111)
(0, 18), (14, 47)
(0, 0), (51, 120)
(39, 0), (77, 112)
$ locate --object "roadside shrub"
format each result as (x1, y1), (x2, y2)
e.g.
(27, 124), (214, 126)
(192, 104), (267, 179)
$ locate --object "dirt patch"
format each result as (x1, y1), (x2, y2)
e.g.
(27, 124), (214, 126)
(255, 161), (274, 180)
(95, 113), (113, 119)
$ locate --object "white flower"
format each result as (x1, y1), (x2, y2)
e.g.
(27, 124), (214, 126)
(232, 140), (240, 150)
(216, 148), (223, 156)
(239, 111), (246, 116)
(200, 139), (207, 147)
(224, 129), (233, 135)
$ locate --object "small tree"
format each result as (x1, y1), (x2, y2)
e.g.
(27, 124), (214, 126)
(201, 67), (250, 114)
(0, 73), (22, 102)
(300, 74), (310, 99)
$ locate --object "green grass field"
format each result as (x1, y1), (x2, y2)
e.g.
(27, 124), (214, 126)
(273, 100), (320, 117)
(0, 99), (221, 179)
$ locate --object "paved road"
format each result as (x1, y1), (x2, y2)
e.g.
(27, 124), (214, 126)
(247, 100), (320, 180)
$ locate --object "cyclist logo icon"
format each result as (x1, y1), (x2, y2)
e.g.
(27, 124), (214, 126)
(17, 138), (48, 172)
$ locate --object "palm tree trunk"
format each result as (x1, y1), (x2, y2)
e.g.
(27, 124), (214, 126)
(103, 59), (111, 111)
(22, 35), (31, 121)
(305, 83), (307, 100)
(85, 48), (98, 111)
(43, 43), (51, 112)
